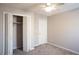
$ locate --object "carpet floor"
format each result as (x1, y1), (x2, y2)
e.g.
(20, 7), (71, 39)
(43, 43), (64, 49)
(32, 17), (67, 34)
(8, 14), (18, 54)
(13, 43), (77, 55)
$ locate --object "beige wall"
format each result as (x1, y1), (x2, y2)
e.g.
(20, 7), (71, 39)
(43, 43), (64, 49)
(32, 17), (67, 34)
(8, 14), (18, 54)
(48, 9), (79, 53)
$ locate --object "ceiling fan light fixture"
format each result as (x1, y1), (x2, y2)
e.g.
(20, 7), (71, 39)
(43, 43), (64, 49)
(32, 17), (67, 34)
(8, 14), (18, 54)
(47, 3), (52, 6)
(44, 6), (56, 12)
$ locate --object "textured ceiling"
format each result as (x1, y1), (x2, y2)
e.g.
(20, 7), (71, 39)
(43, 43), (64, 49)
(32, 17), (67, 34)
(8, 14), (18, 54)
(0, 3), (79, 16)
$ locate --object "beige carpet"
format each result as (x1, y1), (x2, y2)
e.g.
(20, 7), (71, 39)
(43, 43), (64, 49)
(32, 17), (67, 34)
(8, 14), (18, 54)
(13, 43), (77, 55)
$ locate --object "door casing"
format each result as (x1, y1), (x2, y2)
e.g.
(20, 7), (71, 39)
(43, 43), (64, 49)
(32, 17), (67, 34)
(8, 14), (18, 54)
(3, 12), (33, 55)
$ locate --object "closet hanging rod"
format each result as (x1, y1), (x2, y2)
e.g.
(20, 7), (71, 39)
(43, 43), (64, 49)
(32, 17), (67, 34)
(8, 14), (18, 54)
(13, 22), (22, 24)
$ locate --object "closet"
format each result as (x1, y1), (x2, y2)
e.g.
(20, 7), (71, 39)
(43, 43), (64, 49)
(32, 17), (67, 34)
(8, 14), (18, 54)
(13, 15), (23, 51)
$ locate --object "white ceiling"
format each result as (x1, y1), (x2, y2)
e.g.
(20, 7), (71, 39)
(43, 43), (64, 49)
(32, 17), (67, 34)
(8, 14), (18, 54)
(0, 3), (79, 16)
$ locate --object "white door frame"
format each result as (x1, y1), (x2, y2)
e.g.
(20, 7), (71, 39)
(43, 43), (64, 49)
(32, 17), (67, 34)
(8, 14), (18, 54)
(3, 12), (33, 55)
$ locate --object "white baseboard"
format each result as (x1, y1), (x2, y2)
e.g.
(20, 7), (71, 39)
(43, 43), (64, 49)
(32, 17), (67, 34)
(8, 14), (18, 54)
(48, 42), (79, 55)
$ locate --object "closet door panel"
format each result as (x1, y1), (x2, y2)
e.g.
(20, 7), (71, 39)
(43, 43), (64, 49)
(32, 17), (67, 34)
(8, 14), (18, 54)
(35, 15), (47, 46)
(5, 13), (13, 55)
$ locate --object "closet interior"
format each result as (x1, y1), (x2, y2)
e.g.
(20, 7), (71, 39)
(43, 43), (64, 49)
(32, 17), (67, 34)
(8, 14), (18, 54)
(13, 15), (23, 51)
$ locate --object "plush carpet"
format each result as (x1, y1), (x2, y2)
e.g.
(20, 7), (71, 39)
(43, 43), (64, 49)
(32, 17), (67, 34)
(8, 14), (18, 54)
(13, 43), (77, 55)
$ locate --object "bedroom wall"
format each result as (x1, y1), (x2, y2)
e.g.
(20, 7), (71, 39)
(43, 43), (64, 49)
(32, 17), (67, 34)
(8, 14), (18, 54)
(48, 9), (79, 53)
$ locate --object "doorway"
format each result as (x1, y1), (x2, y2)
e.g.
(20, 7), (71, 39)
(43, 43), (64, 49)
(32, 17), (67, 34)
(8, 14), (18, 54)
(4, 13), (29, 55)
(13, 15), (23, 52)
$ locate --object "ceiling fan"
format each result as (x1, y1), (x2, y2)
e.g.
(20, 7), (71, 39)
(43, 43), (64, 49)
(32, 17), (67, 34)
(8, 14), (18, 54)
(38, 3), (64, 12)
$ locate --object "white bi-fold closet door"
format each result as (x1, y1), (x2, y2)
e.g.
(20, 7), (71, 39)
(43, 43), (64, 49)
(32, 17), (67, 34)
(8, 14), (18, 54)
(34, 14), (47, 47)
